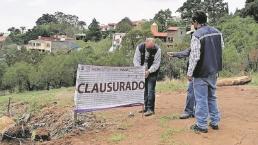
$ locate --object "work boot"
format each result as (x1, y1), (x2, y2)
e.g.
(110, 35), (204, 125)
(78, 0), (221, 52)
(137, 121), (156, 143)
(190, 124), (208, 133)
(144, 110), (154, 117)
(179, 113), (194, 119)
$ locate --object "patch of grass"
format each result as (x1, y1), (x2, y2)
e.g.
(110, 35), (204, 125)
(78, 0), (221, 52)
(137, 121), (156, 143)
(157, 79), (187, 92)
(250, 73), (258, 86)
(109, 133), (126, 143)
(159, 114), (180, 127)
(0, 87), (74, 116)
(160, 127), (187, 145)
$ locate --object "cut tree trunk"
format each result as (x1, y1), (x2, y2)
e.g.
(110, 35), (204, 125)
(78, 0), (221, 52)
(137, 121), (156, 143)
(217, 76), (252, 86)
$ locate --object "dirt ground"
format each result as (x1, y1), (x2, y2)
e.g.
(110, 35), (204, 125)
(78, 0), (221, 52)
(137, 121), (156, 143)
(38, 85), (258, 145)
(2, 85), (258, 145)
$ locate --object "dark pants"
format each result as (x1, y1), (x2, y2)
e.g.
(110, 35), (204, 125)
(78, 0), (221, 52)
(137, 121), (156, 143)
(144, 74), (157, 112)
(183, 80), (195, 115)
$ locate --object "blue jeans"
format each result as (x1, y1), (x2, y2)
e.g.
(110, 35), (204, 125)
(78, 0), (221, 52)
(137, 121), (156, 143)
(144, 75), (157, 112)
(193, 74), (220, 129)
(183, 81), (195, 115)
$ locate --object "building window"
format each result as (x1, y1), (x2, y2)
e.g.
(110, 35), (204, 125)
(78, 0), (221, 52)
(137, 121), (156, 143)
(47, 43), (50, 47)
(168, 37), (173, 43)
(36, 43), (41, 46)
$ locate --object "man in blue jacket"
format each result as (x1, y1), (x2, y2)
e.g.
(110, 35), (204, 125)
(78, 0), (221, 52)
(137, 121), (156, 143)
(187, 11), (224, 133)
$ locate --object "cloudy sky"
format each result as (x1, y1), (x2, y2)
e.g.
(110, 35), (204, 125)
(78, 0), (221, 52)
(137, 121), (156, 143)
(0, 0), (246, 32)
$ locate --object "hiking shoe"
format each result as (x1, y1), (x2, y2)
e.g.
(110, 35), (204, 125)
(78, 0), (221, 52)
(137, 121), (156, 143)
(179, 113), (194, 119)
(190, 124), (208, 133)
(209, 123), (219, 130)
(144, 110), (154, 117)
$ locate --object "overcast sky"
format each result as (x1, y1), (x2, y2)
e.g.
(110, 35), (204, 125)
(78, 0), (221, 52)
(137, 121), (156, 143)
(0, 0), (246, 32)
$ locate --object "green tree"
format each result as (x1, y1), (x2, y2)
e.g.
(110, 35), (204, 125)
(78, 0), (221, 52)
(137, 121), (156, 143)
(78, 21), (87, 30)
(177, 0), (204, 22)
(116, 17), (133, 33)
(20, 26), (26, 34)
(36, 13), (58, 25)
(139, 21), (153, 36)
(2, 62), (34, 92)
(217, 16), (258, 74)
(241, 0), (258, 22)
(177, 0), (228, 24)
(86, 18), (102, 41)
(0, 61), (8, 90)
(203, 0), (229, 24)
(54, 11), (80, 26)
(122, 30), (145, 53)
(153, 9), (173, 32)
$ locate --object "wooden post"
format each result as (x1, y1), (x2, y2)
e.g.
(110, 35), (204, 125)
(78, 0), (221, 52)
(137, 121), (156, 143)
(74, 111), (78, 126)
(7, 97), (11, 117)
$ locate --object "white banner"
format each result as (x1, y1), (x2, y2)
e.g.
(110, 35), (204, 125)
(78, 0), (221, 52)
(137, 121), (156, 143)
(74, 65), (145, 113)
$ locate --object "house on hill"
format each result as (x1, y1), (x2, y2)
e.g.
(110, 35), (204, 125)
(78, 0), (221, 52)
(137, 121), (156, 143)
(151, 23), (186, 46)
(26, 35), (80, 53)
(100, 20), (145, 32)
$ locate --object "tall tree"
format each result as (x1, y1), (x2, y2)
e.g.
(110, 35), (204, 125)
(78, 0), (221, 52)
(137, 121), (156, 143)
(36, 14), (58, 25)
(20, 26), (26, 34)
(7, 27), (16, 33)
(241, 0), (258, 22)
(78, 21), (86, 30)
(116, 17), (133, 33)
(54, 11), (80, 26)
(177, 0), (229, 24)
(86, 18), (102, 41)
(203, 0), (229, 24)
(154, 9), (173, 32)
(177, 0), (204, 22)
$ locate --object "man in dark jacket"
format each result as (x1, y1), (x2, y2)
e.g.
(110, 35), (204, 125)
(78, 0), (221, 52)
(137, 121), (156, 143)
(133, 38), (161, 116)
(187, 11), (224, 133)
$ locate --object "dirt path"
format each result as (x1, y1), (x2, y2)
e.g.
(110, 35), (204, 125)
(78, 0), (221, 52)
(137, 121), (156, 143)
(45, 86), (258, 145)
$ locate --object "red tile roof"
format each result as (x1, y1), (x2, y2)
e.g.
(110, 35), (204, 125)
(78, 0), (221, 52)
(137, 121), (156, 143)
(152, 32), (168, 37)
(38, 36), (57, 41)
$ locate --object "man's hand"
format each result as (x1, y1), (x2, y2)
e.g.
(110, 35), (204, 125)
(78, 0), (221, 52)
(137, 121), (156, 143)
(145, 70), (150, 78)
(187, 76), (193, 81)
(167, 52), (176, 57)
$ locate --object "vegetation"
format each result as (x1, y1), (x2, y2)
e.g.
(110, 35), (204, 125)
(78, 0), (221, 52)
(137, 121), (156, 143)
(0, 87), (74, 116)
(240, 0), (258, 22)
(109, 133), (126, 143)
(116, 17), (133, 33)
(154, 9), (173, 32)
(177, 0), (229, 25)
(86, 18), (102, 41)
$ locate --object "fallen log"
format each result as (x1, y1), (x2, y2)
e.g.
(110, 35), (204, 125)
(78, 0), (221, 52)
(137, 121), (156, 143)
(217, 76), (252, 86)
